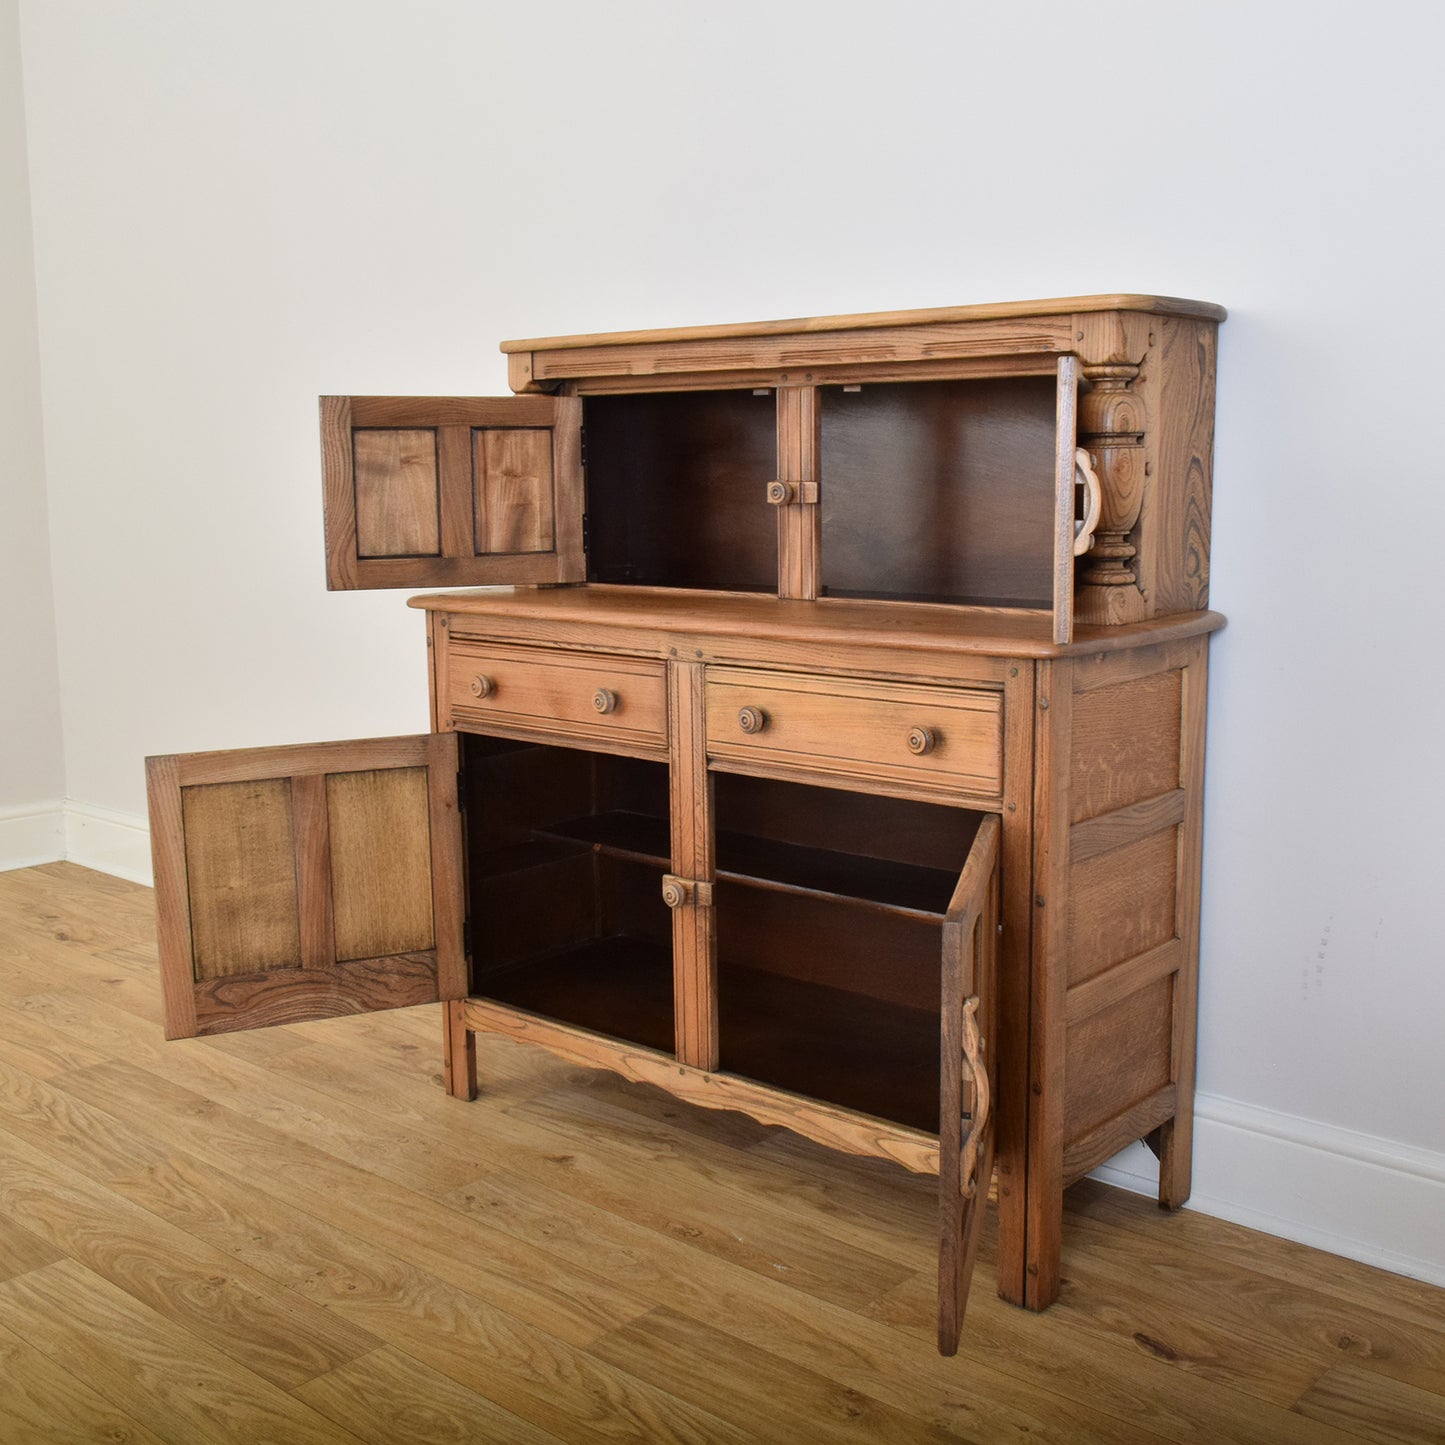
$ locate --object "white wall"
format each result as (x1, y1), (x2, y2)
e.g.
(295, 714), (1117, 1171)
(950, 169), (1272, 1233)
(15, 1), (1445, 1284)
(0, 0), (63, 866)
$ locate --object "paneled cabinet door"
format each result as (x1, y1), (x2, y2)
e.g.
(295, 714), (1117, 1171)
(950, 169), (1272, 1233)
(146, 734), (466, 1039)
(938, 812), (1000, 1354)
(321, 395), (584, 589)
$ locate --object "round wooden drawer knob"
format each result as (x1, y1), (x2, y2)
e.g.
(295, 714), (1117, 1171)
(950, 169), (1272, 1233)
(661, 877), (687, 909)
(737, 706), (767, 735)
(469, 674), (494, 699)
(592, 687), (619, 715)
(907, 726), (936, 756)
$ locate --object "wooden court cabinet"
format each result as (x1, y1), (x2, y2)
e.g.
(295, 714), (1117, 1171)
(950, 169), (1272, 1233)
(147, 294), (1225, 1353)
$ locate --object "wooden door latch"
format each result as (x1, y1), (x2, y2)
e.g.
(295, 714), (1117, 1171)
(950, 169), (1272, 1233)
(661, 874), (714, 909)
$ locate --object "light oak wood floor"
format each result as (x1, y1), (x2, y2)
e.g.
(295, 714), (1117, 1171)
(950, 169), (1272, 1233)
(0, 862), (1441, 1444)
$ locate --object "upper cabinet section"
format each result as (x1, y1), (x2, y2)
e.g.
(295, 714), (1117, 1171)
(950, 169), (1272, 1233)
(500, 295), (1223, 642)
(322, 297), (1221, 643)
(321, 395), (584, 590)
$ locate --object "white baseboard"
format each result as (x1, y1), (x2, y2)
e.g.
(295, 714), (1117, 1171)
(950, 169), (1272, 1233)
(1093, 1092), (1445, 1288)
(62, 800), (153, 885)
(0, 801), (65, 870)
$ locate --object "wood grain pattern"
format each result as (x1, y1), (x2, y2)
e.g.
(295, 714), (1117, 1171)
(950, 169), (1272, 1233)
(777, 386), (820, 600)
(147, 736), (463, 1039)
(444, 641), (668, 756)
(352, 427), (440, 557)
(668, 660), (715, 1069)
(181, 779), (301, 980)
(1070, 669), (1183, 822)
(3, 863), (1437, 1445)
(1052, 355), (1080, 645)
(322, 395), (582, 590)
(1063, 975), (1175, 1144)
(411, 580), (1224, 662)
(326, 767), (434, 961)
(475, 428), (554, 554)
(705, 667), (1003, 803)
(500, 295), (1227, 353)
(1067, 827), (1179, 987)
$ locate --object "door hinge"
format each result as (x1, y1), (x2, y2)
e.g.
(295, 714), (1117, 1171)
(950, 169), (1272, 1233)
(456, 770), (466, 812)
(462, 918), (474, 962)
(579, 426), (587, 469)
(581, 512), (591, 553)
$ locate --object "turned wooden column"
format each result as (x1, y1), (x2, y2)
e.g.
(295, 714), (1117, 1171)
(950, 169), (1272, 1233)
(1074, 363), (1148, 625)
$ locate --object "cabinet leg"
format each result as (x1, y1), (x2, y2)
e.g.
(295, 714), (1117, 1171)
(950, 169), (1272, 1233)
(1156, 1110), (1194, 1210)
(442, 999), (476, 1101)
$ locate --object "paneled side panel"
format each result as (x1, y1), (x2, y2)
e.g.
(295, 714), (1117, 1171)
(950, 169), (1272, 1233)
(353, 429), (441, 557)
(1067, 827), (1178, 987)
(475, 428), (554, 554)
(1069, 669), (1181, 823)
(1063, 974), (1174, 1143)
(181, 780), (301, 978)
(326, 767), (435, 961)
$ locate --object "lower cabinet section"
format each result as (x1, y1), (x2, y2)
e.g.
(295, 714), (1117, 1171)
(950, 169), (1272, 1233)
(458, 735), (987, 1135)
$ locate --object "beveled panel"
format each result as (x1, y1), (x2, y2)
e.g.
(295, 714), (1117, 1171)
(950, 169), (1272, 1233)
(1067, 827), (1178, 987)
(1063, 975), (1174, 1143)
(181, 780), (301, 979)
(326, 767), (435, 961)
(475, 428), (554, 554)
(352, 429), (440, 557)
(1070, 669), (1182, 823)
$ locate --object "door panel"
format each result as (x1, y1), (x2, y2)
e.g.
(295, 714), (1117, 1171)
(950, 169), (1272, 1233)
(321, 395), (583, 589)
(146, 734), (464, 1039)
(937, 812), (1000, 1354)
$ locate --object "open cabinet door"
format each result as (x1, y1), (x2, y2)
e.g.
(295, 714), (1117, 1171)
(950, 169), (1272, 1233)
(146, 734), (465, 1040)
(321, 395), (584, 590)
(937, 812), (1000, 1355)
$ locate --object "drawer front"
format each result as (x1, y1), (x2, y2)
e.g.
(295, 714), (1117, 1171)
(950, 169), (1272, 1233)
(447, 642), (667, 753)
(706, 667), (1003, 799)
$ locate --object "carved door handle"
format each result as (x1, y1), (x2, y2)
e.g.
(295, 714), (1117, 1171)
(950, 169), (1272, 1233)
(1074, 448), (1102, 557)
(959, 995), (991, 1200)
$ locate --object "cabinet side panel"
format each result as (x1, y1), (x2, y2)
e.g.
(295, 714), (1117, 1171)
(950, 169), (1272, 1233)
(1140, 316), (1217, 614)
(1062, 975), (1174, 1141)
(1069, 670), (1182, 823)
(1067, 828), (1178, 988)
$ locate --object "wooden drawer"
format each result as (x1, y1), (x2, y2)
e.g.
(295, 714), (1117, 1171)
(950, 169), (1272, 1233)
(706, 667), (1003, 801)
(445, 642), (667, 754)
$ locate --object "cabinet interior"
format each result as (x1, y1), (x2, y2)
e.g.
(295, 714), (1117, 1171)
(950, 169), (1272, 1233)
(819, 377), (1057, 607)
(460, 739), (983, 1133)
(580, 377), (1059, 609)
(463, 736), (675, 1054)
(582, 389), (778, 592)
(712, 775), (982, 1133)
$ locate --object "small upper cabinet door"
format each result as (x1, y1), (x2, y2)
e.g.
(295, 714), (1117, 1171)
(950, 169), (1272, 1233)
(146, 734), (466, 1039)
(321, 395), (585, 590)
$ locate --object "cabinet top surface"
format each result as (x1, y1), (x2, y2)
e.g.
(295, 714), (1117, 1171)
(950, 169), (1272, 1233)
(409, 586), (1224, 660)
(500, 294), (1227, 354)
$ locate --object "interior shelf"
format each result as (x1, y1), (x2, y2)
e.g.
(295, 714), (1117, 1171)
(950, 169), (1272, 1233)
(475, 940), (939, 1133)
(721, 961), (939, 1132)
(539, 811), (957, 918)
(478, 935), (675, 1054)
